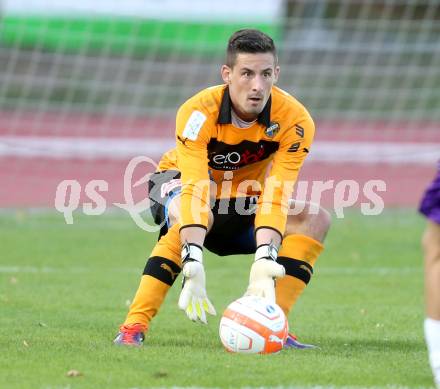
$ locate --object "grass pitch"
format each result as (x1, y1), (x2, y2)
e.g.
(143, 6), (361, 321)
(0, 209), (434, 389)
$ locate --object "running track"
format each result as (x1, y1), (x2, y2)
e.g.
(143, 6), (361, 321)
(1, 113), (439, 209)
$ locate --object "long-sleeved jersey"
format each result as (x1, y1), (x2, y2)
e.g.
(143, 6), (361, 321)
(157, 84), (315, 238)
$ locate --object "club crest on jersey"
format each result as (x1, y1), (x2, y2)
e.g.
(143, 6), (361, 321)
(265, 122), (280, 138)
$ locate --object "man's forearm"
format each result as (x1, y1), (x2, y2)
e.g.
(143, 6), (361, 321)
(255, 227), (282, 248)
(180, 225), (207, 247)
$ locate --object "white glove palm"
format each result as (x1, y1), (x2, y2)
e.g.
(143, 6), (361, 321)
(245, 243), (285, 302)
(178, 243), (216, 324)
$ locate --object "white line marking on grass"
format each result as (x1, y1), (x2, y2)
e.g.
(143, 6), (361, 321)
(0, 136), (172, 159)
(41, 383), (434, 389)
(0, 266), (88, 273)
(125, 386), (434, 389)
(317, 266), (422, 276)
(0, 266), (421, 275)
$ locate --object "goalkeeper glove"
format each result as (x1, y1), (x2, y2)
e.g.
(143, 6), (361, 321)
(178, 242), (216, 324)
(245, 242), (285, 302)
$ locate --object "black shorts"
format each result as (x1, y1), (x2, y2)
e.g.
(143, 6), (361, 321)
(148, 170), (257, 256)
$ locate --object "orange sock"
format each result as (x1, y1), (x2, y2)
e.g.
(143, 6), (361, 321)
(124, 224), (181, 328)
(276, 234), (323, 316)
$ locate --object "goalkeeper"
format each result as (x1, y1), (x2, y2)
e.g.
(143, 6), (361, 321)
(114, 29), (331, 347)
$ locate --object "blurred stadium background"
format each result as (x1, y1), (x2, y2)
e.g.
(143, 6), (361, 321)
(0, 0), (439, 210)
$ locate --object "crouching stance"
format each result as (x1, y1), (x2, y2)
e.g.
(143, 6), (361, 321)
(114, 29), (331, 347)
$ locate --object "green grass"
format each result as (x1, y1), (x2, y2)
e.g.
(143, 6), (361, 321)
(0, 17), (280, 56)
(0, 209), (434, 389)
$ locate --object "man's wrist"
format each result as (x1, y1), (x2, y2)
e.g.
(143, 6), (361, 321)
(254, 242), (278, 262)
(181, 242), (203, 264)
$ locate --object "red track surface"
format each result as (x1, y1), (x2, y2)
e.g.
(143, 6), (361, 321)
(1, 112), (439, 142)
(1, 113), (439, 209)
(1, 157), (437, 210)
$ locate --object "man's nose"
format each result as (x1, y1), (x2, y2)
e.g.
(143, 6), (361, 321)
(251, 75), (265, 92)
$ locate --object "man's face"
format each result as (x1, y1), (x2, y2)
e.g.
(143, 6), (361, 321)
(221, 52), (279, 122)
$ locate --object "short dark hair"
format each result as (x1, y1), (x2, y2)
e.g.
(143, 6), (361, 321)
(226, 29), (277, 67)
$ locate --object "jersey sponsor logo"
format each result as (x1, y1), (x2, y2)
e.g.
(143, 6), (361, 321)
(182, 110), (207, 141)
(207, 139), (279, 171)
(265, 121), (280, 138)
(287, 142), (301, 152)
(212, 152), (243, 165)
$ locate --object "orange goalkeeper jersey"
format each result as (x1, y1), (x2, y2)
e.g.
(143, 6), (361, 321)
(157, 84), (315, 238)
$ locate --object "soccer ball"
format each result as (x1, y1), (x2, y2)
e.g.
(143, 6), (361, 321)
(219, 295), (288, 354)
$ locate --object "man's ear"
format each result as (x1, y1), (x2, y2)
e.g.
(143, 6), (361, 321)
(221, 65), (232, 84)
(273, 65), (280, 84)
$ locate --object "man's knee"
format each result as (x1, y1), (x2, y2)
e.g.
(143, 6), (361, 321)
(316, 206), (332, 236)
(285, 201), (331, 243)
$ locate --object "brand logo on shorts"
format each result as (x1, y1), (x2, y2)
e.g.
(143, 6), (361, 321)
(160, 179), (182, 198)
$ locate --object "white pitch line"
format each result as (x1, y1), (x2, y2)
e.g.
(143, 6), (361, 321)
(0, 136), (174, 159)
(40, 384), (434, 389)
(122, 385), (434, 389)
(316, 266), (422, 276)
(0, 266), (421, 275)
(41, 386), (434, 389)
(0, 136), (438, 164)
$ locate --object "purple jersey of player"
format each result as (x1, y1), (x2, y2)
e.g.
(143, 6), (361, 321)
(419, 162), (440, 224)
